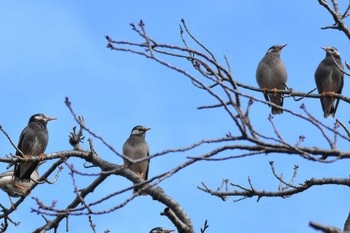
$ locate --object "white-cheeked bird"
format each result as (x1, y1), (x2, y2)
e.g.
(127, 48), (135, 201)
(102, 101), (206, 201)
(123, 125), (150, 195)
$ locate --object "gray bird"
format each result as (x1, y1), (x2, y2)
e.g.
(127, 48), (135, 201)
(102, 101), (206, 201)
(0, 168), (39, 206)
(256, 44), (288, 114)
(123, 125), (150, 195)
(0, 169), (39, 197)
(149, 227), (174, 233)
(14, 113), (56, 182)
(315, 47), (344, 118)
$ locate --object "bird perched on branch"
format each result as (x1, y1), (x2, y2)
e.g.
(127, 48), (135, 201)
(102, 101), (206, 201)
(0, 168), (39, 206)
(0, 169), (39, 197)
(149, 227), (174, 233)
(256, 44), (288, 114)
(314, 47), (344, 118)
(123, 125), (150, 195)
(14, 113), (56, 182)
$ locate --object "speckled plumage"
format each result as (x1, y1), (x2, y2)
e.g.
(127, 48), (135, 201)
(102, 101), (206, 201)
(256, 44), (288, 114)
(315, 47), (344, 118)
(149, 227), (174, 233)
(123, 125), (150, 194)
(14, 113), (56, 182)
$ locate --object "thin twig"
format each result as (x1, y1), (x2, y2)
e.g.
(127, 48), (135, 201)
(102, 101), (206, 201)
(0, 125), (24, 157)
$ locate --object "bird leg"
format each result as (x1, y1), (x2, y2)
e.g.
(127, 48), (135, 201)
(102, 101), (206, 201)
(38, 153), (46, 160)
(327, 91), (336, 97)
(321, 91), (336, 98)
(7, 194), (15, 209)
(271, 87), (279, 96)
(23, 154), (31, 160)
(262, 87), (279, 96)
(136, 172), (144, 179)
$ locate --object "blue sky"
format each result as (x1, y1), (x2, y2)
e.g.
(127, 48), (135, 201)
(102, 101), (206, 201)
(0, 1), (349, 232)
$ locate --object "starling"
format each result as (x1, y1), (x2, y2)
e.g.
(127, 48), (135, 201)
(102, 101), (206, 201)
(0, 169), (39, 197)
(315, 47), (344, 118)
(256, 44), (288, 114)
(123, 125), (150, 195)
(149, 227), (174, 233)
(14, 113), (56, 182)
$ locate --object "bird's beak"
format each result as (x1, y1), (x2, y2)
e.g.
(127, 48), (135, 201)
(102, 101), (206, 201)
(164, 230), (174, 233)
(46, 116), (57, 121)
(279, 44), (287, 49)
(321, 47), (328, 51)
(144, 127), (151, 131)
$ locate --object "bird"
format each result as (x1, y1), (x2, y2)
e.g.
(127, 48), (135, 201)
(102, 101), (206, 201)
(314, 47), (344, 118)
(0, 169), (39, 197)
(256, 44), (288, 114)
(0, 168), (39, 206)
(14, 113), (56, 182)
(149, 227), (174, 233)
(123, 125), (150, 195)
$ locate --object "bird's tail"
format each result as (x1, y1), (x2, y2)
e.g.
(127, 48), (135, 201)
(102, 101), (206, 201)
(269, 94), (284, 115)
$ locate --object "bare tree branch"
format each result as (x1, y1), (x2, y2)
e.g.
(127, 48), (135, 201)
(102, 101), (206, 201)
(1, 2), (349, 230)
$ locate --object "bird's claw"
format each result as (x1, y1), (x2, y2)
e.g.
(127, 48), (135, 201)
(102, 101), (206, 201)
(262, 87), (279, 96)
(38, 153), (46, 160)
(321, 91), (336, 97)
(136, 172), (144, 179)
(271, 88), (279, 96)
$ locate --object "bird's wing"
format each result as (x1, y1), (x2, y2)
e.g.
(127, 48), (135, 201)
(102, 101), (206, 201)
(144, 149), (150, 181)
(16, 128), (28, 157)
(14, 128), (29, 178)
(314, 61), (331, 93)
(338, 73), (344, 95)
(256, 61), (267, 88)
(14, 127), (39, 181)
(333, 72), (344, 115)
(256, 61), (275, 105)
(16, 127), (38, 156)
(122, 140), (133, 166)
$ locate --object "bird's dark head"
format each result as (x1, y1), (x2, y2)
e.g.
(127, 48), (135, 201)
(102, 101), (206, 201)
(266, 44), (287, 54)
(130, 125), (150, 137)
(29, 114), (57, 125)
(149, 227), (174, 233)
(322, 46), (340, 58)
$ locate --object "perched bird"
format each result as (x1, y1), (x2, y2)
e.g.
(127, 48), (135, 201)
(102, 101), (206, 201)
(314, 47), (344, 118)
(14, 113), (56, 182)
(123, 125), (150, 194)
(149, 227), (174, 233)
(0, 169), (39, 206)
(0, 169), (39, 197)
(256, 44), (288, 114)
